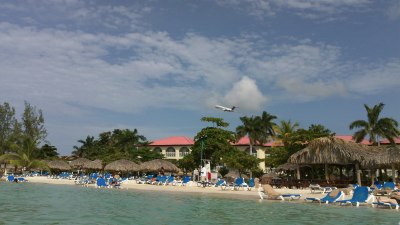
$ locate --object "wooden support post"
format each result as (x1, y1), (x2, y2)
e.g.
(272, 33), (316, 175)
(392, 164), (396, 182)
(355, 163), (361, 186)
(296, 166), (300, 180)
(324, 164), (329, 181)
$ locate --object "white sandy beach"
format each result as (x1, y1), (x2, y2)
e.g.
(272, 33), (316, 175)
(13, 176), (326, 201)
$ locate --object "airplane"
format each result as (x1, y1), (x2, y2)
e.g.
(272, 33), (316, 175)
(215, 105), (236, 112)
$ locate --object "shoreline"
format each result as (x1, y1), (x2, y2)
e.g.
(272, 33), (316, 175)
(4, 176), (327, 201)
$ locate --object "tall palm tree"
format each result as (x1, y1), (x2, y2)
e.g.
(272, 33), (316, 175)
(349, 102), (400, 145)
(236, 111), (277, 154)
(72, 136), (96, 158)
(236, 116), (261, 154)
(0, 136), (47, 170)
(274, 120), (299, 147)
(259, 111), (278, 143)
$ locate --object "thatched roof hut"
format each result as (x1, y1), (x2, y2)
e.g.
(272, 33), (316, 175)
(69, 158), (91, 168)
(82, 159), (103, 170)
(276, 163), (300, 171)
(104, 159), (139, 172)
(288, 137), (387, 168)
(139, 159), (179, 173)
(47, 160), (71, 170)
(384, 146), (400, 166)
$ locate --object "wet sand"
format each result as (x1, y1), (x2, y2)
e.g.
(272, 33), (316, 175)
(16, 176), (327, 201)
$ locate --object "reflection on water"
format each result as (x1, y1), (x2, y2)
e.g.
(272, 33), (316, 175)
(0, 182), (398, 225)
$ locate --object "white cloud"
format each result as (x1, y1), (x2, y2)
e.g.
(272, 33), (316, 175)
(217, 0), (371, 20)
(386, 1), (400, 20)
(0, 21), (398, 119)
(222, 76), (268, 111)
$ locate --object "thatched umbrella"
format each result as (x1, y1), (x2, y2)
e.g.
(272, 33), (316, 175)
(82, 159), (103, 170)
(288, 137), (387, 185)
(139, 159), (179, 173)
(383, 146), (400, 181)
(104, 159), (139, 172)
(47, 160), (71, 171)
(69, 158), (91, 168)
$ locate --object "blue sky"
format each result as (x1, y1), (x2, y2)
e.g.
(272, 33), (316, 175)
(1, 0), (399, 155)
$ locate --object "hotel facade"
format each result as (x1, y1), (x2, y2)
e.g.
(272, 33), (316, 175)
(148, 135), (400, 172)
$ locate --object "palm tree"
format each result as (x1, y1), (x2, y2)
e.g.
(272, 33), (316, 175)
(274, 120), (299, 147)
(349, 102), (400, 145)
(236, 116), (262, 155)
(0, 136), (47, 171)
(236, 111), (277, 154)
(72, 136), (96, 158)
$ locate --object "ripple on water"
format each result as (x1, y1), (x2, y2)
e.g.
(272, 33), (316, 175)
(0, 182), (399, 225)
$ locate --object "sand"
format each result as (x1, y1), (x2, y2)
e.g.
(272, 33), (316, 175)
(12, 176), (327, 201)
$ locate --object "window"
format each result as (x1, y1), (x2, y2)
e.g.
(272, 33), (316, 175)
(179, 147), (190, 157)
(246, 147), (257, 157)
(153, 147), (162, 155)
(166, 147), (176, 157)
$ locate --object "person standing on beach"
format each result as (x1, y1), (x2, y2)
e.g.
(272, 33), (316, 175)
(193, 168), (199, 181)
(200, 166), (207, 186)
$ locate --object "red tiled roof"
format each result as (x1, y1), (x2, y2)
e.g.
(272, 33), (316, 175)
(232, 136), (282, 147)
(335, 135), (371, 145)
(149, 136), (194, 146)
(379, 137), (400, 144)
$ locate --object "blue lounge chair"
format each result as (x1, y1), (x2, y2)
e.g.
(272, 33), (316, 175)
(177, 176), (191, 186)
(7, 175), (15, 182)
(336, 186), (372, 207)
(305, 189), (344, 204)
(373, 182), (396, 195)
(233, 177), (248, 190)
(214, 179), (226, 188)
(17, 177), (28, 182)
(96, 177), (109, 188)
(246, 178), (255, 191)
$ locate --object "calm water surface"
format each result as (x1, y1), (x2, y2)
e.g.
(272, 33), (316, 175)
(0, 182), (399, 225)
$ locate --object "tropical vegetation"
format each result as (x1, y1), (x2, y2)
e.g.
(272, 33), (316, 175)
(349, 102), (400, 145)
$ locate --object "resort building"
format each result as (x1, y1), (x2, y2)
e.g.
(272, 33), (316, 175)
(149, 136), (281, 171)
(149, 135), (400, 172)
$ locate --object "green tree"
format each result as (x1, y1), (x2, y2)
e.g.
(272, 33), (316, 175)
(191, 117), (236, 167)
(259, 111), (278, 142)
(350, 102), (400, 145)
(236, 116), (261, 155)
(176, 154), (197, 173)
(274, 120), (299, 147)
(36, 144), (59, 159)
(0, 136), (47, 170)
(132, 147), (163, 163)
(21, 101), (47, 145)
(72, 136), (97, 158)
(222, 148), (261, 176)
(0, 102), (19, 154)
(265, 147), (289, 168)
(236, 111), (277, 154)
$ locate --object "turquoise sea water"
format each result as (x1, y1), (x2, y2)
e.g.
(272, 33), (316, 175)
(0, 182), (399, 225)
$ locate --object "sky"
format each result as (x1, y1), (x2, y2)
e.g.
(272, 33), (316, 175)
(1, 0), (399, 155)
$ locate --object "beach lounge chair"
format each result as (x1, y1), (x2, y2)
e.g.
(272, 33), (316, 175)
(258, 184), (302, 200)
(214, 179), (226, 188)
(17, 177), (28, 182)
(373, 182), (396, 196)
(372, 201), (399, 210)
(305, 189), (344, 204)
(233, 177), (248, 190)
(336, 186), (373, 207)
(246, 178), (255, 191)
(7, 175), (15, 182)
(164, 176), (175, 186)
(96, 177), (109, 188)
